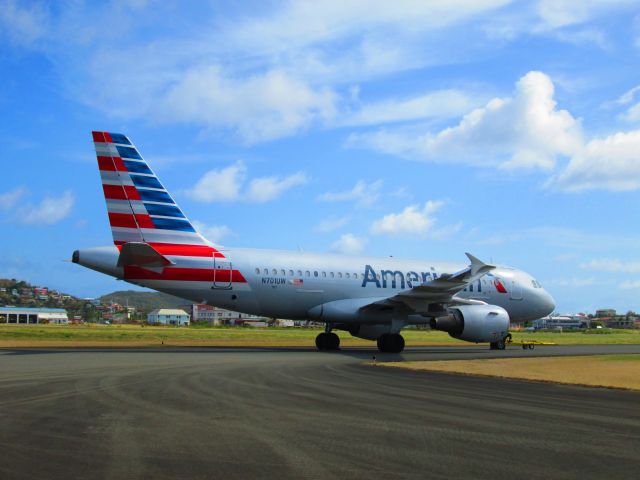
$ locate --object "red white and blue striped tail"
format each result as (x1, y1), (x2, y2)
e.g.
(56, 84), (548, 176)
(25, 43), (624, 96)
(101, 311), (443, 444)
(92, 131), (209, 248)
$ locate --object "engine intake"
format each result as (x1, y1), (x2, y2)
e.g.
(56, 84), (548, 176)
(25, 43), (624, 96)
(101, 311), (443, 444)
(430, 304), (509, 343)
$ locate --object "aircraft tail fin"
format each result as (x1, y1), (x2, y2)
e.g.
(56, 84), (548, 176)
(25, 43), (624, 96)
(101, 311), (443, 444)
(92, 131), (209, 247)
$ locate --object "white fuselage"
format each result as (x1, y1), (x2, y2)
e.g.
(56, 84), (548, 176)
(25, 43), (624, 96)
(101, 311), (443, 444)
(75, 245), (556, 325)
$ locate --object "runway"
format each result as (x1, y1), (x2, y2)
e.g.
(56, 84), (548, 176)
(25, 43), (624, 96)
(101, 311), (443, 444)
(1, 345), (639, 479)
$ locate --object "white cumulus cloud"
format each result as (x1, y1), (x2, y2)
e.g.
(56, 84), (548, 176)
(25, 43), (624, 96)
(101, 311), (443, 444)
(159, 67), (337, 144)
(185, 162), (307, 203)
(186, 162), (246, 203)
(371, 200), (444, 236)
(317, 180), (382, 207)
(192, 221), (233, 243)
(548, 130), (640, 191)
(246, 172), (309, 203)
(331, 233), (367, 255)
(580, 258), (640, 273)
(20, 190), (75, 225)
(0, 0), (49, 46)
(0, 187), (27, 211)
(340, 89), (475, 127)
(348, 71), (583, 171)
(314, 216), (350, 233)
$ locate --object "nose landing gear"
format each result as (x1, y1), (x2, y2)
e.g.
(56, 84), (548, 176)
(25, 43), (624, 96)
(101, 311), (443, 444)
(490, 333), (512, 350)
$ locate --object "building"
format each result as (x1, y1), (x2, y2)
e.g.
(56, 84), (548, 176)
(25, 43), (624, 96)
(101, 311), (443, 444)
(596, 309), (616, 318)
(184, 303), (265, 325)
(533, 315), (586, 330)
(0, 307), (68, 324)
(600, 317), (637, 329)
(147, 309), (190, 326)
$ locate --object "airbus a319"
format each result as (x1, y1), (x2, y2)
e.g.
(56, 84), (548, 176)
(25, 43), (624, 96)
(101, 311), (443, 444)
(73, 132), (556, 353)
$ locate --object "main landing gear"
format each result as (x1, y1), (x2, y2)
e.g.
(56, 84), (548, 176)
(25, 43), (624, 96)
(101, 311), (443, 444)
(377, 333), (405, 354)
(315, 326), (340, 351)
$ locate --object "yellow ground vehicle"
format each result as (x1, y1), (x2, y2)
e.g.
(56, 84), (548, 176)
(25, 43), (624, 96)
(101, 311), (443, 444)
(505, 334), (557, 350)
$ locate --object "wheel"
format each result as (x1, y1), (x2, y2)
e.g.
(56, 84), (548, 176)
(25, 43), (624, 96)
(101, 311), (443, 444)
(328, 332), (340, 350)
(522, 344), (527, 350)
(490, 339), (506, 350)
(529, 344), (534, 350)
(490, 342), (498, 350)
(393, 334), (405, 353)
(377, 333), (405, 353)
(315, 332), (340, 351)
(315, 332), (328, 351)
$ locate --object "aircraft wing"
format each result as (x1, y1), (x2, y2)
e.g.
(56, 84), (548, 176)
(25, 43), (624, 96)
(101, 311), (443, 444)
(360, 253), (495, 314)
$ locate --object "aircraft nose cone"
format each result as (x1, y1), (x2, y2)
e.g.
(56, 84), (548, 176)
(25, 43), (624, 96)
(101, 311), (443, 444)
(540, 291), (556, 316)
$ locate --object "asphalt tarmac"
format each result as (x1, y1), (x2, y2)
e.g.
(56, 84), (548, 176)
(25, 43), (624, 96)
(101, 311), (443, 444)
(1, 345), (639, 480)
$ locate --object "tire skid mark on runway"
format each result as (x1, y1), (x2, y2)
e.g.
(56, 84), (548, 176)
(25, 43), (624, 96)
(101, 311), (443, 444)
(1, 349), (640, 480)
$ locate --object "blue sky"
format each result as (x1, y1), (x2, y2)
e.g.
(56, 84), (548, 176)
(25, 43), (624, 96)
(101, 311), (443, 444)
(1, 0), (640, 314)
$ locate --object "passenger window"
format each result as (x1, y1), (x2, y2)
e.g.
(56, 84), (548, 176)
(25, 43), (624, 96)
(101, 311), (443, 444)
(338, 272), (342, 278)
(353, 273), (358, 279)
(314, 271), (318, 277)
(345, 273), (350, 279)
(305, 271), (310, 277)
(322, 272), (326, 277)
(280, 269), (285, 276)
(272, 269), (277, 275)
(297, 270), (302, 276)
(330, 272), (334, 278)
(255, 268), (260, 274)
(289, 270), (294, 276)
(263, 268), (268, 275)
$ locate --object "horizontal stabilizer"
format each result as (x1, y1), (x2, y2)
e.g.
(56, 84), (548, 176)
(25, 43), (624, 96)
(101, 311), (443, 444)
(117, 242), (174, 268)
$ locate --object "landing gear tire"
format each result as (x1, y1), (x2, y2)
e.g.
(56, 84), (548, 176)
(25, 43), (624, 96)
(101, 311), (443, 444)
(377, 333), (405, 353)
(315, 332), (340, 351)
(490, 339), (506, 350)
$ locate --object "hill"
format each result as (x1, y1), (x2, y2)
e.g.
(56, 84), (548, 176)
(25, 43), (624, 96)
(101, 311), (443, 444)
(98, 290), (188, 310)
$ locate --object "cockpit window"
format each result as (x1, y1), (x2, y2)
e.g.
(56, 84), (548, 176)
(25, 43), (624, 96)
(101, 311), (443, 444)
(531, 279), (542, 288)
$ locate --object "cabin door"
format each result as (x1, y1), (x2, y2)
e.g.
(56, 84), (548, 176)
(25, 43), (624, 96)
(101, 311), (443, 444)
(213, 256), (233, 289)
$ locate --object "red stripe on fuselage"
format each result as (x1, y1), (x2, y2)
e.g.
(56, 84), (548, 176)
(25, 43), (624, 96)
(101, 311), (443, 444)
(124, 266), (246, 283)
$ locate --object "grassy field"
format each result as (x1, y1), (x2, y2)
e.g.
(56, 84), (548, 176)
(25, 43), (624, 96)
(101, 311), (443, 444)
(0, 324), (639, 348)
(384, 355), (640, 390)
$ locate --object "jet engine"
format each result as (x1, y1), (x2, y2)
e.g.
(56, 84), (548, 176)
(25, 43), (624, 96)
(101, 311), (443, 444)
(430, 304), (509, 343)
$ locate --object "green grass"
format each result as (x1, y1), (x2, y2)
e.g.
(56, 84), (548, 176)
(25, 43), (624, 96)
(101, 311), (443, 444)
(509, 329), (640, 345)
(0, 324), (639, 347)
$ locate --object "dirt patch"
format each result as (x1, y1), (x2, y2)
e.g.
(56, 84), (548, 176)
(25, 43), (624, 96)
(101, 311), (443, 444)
(384, 355), (640, 391)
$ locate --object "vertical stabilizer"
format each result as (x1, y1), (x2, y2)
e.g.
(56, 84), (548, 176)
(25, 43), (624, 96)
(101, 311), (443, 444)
(92, 131), (208, 247)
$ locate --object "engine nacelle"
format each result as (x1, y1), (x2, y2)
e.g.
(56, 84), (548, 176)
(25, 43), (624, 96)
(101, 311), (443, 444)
(430, 304), (509, 343)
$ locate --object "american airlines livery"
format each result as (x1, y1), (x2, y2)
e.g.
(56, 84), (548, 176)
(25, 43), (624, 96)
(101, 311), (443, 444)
(73, 132), (556, 353)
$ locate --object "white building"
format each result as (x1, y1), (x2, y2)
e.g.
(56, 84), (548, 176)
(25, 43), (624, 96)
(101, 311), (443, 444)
(533, 315), (587, 330)
(147, 309), (190, 326)
(0, 307), (68, 324)
(183, 303), (265, 326)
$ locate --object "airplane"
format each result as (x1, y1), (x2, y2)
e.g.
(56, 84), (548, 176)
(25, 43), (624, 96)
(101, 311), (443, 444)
(72, 132), (556, 353)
